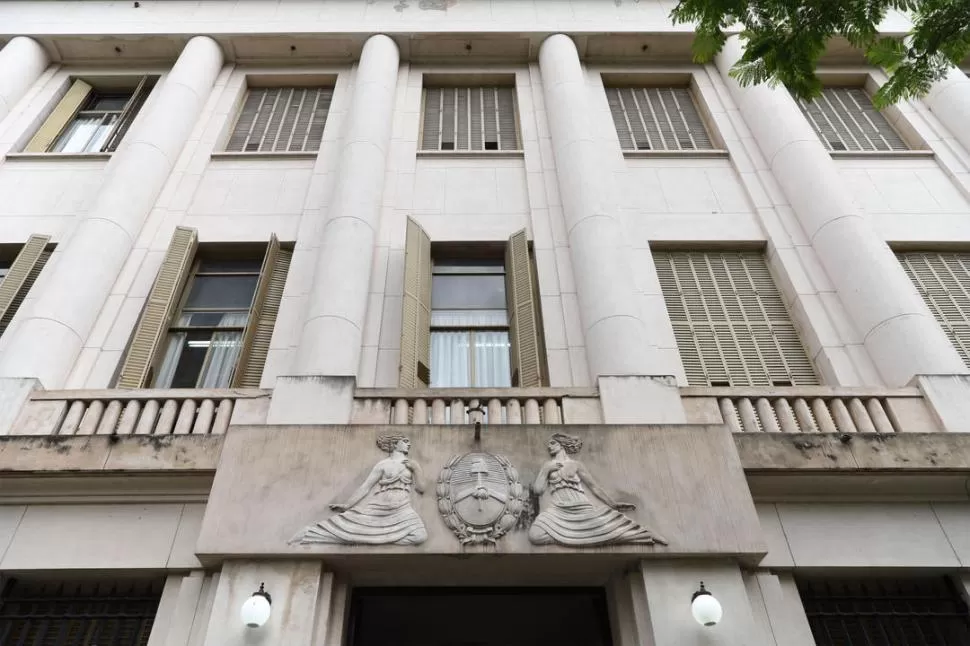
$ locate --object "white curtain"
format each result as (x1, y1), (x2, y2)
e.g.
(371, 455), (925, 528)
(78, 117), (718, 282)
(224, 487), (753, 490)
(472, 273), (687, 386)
(154, 312), (248, 388)
(430, 310), (510, 387)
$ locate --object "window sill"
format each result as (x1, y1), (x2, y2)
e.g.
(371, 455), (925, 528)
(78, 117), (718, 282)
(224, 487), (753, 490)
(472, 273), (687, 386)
(417, 150), (525, 159)
(622, 149), (730, 159)
(5, 152), (112, 161)
(828, 150), (935, 159)
(210, 151), (319, 161)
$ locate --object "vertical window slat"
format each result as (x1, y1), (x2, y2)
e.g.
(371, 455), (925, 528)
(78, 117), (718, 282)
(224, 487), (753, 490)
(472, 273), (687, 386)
(607, 86), (714, 151)
(226, 87), (333, 153)
(421, 85), (519, 151)
(898, 251), (970, 368)
(796, 87), (908, 152)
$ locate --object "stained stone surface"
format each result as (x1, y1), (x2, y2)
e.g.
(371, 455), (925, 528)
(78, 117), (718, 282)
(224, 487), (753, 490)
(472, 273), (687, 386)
(196, 424), (765, 559)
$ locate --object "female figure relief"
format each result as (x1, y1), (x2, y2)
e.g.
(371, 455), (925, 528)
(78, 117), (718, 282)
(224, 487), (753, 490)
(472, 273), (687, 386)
(292, 435), (428, 546)
(528, 433), (666, 547)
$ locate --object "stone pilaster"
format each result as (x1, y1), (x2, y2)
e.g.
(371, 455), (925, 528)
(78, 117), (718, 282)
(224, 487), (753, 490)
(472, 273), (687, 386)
(0, 36), (224, 387)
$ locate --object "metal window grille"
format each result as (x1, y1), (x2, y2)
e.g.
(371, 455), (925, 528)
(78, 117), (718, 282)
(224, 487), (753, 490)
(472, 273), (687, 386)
(655, 251), (818, 386)
(0, 578), (164, 646)
(606, 87), (714, 151)
(226, 87), (333, 152)
(797, 577), (970, 646)
(897, 252), (970, 367)
(421, 87), (519, 151)
(796, 87), (909, 152)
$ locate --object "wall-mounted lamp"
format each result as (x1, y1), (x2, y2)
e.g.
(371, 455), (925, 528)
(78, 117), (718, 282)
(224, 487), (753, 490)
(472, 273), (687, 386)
(241, 582), (272, 628)
(691, 581), (722, 627)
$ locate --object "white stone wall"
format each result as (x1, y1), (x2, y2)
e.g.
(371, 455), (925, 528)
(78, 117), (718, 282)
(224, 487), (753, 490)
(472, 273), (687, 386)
(0, 0), (966, 391)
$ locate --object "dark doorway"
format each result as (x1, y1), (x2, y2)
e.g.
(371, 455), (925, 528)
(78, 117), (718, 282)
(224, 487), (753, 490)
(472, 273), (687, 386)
(349, 587), (613, 646)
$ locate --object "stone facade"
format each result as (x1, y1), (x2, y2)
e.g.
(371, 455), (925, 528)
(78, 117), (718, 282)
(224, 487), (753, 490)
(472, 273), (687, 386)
(1, 2), (970, 645)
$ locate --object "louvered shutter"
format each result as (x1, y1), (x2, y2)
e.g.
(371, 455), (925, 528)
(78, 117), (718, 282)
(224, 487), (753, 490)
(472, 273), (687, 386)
(897, 252), (970, 367)
(421, 87), (519, 151)
(232, 234), (292, 387)
(116, 227), (198, 389)
(606, 87), (713, 151)
(655, 251), (818, 386)
(399, 217), (432, 388)
(505, 229), (545, 387)
(226, 87), (333, 152)
(796, 88), (908, 152)
(24, 80), (93, 152)
(0, 234), (51, 336)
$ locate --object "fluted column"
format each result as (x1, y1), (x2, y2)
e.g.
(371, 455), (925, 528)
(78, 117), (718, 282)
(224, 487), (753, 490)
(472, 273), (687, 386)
(926, 67), (970, 155)
(716, 37), (967, 386)
(0, 37), (48, 125)
(538, 34), (654, 380)
(0, 36), (223, 388)
(294, 34), (399, 376)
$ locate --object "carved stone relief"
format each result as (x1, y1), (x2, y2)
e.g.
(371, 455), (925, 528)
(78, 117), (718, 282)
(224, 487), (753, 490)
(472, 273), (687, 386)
(528, 433), (667, 547)
(437, 452), (526, 544)
(290, 435), (428, 546)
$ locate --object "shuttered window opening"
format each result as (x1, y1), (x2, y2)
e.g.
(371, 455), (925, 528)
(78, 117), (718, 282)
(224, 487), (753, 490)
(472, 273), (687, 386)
(0, 577), (164, 646)
(797, 577), (970, 646)
(796, 87), (908, 152)
(606, 87), (714, 151)
(25, 76), (156, 154)
(655, 251), (818, 387)
(116, 228), (291, 389)
(0, 235), (52, 338)
(897, 252), (970, 367)
(421, 87), (519, 151)
(226, 87), (333, 153)
(400, 218), (546, 389)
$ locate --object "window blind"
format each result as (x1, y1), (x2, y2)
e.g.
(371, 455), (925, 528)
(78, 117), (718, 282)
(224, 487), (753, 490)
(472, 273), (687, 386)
(421, 87), (518, 151)
(655, 251), (818, 386)
(606, 87), (713, 151)
(897, 252), (970, 367)
(796, 87), (908, 152)
(226, 87), (333, 153)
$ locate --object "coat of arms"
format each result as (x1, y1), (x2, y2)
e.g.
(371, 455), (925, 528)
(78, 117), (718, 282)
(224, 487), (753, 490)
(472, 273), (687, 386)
(436, 452), (526, 544)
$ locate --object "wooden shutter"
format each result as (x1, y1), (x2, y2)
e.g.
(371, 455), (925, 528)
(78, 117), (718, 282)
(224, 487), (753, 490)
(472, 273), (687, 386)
(399, 217), (432, 388)
(606, 87), (713, 151)
(24, 80), (93, 153)
(421, 87), (519, 151)
(232, 235), (292, 387)
(505, 229), (545, 387)
(897, 252), (970, 367)
(796, 88), (908, 152)
(115, 227), (198, 389)
(0, 234), (51, 336)
(655, 251), (818, 386)
(226, 87), (333, 153)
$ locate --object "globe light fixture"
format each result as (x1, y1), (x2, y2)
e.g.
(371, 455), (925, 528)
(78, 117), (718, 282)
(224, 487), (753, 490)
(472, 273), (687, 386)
(240, 582), (272, 628)
(691, 581), (723, 627)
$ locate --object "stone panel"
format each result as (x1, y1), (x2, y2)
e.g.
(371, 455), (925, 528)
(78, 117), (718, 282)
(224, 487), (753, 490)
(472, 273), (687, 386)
(197, 424), (765, 559)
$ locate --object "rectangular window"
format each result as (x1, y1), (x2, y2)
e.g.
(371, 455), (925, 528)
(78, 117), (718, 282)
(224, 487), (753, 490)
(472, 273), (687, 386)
(399, 219), (546, 389)
(797, 577), (970, 645)
(421, 87), (519, 151)
(115, 228), (291, 389)
(0, 577), (164, 646)
(796, 87), (908, 152)
(25, 76), (156, 153)
(225, 86), (333, 153)
(897, 252), (970, 367)
(655, 251), (818, 386)
(0, 234), (52, 338)
(606, 87), (714, 151)
(431, 259), (512, 388)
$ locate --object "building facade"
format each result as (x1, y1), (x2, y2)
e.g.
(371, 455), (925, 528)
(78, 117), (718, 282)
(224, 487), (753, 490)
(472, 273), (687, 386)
(1, 1), (970, 644)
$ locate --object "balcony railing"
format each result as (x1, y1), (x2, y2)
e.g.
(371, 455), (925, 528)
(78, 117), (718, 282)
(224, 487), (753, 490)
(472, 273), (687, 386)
(9, 389), (270, 437)
(351, 388), (603, 425)
(681, 387), (941, 434)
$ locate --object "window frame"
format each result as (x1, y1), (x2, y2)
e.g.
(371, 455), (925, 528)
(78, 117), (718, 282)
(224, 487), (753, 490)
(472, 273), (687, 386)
(223, 84), (335, 154)
(418, 78), (522, 153)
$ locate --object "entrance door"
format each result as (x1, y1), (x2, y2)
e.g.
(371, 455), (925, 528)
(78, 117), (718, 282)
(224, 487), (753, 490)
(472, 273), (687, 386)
(349, 588), (613, 646)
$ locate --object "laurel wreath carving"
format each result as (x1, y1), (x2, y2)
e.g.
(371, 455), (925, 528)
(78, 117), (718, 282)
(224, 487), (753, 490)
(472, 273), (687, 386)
(437, 453), (527, 545)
